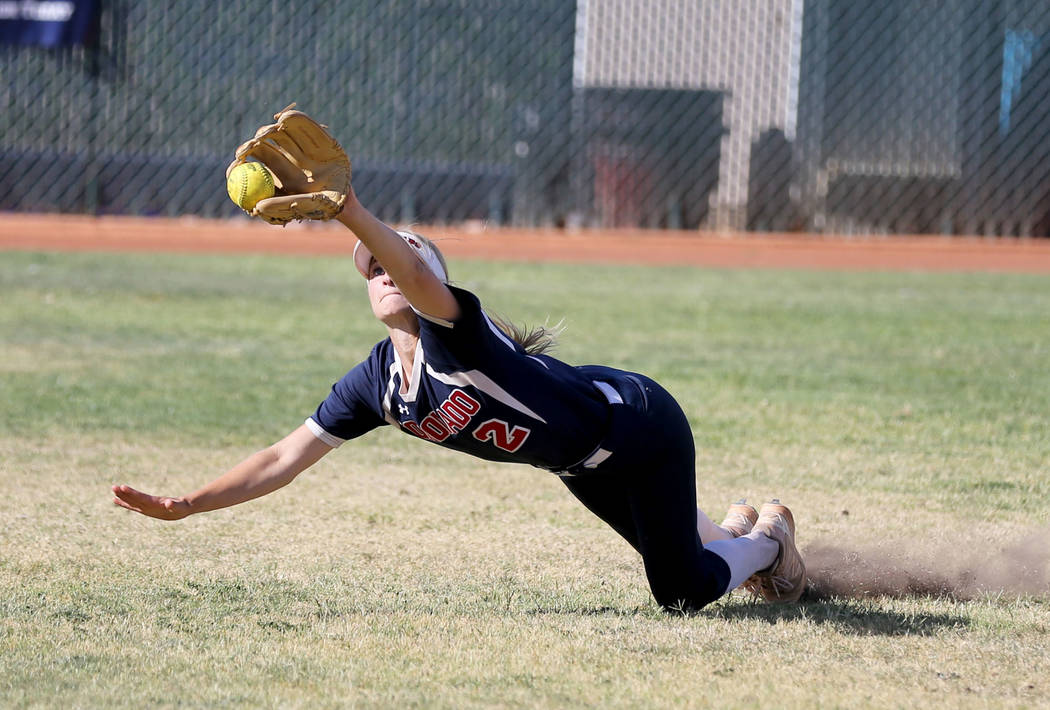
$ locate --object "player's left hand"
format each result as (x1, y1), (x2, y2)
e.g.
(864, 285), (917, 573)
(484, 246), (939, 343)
(226, 103), (352, 225)
(111, 484), (192, 520)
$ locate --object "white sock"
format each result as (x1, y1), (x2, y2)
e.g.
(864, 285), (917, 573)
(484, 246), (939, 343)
(705, 532), (779, 592)
(696, 507), (734, 543)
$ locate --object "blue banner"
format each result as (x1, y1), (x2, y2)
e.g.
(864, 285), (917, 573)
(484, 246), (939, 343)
(0, 0), (97, 47)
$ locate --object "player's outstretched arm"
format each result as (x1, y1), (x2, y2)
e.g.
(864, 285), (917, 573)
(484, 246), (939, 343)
(336, 190), (461, 322)
(111, 424), (332, 521)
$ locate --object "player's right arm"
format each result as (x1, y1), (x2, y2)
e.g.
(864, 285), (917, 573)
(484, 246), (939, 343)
(336, 191), (461, 322)
(111, 424), (332, 520)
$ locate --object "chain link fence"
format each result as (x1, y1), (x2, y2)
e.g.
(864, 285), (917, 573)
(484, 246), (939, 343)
(3, 0), (1050, 236)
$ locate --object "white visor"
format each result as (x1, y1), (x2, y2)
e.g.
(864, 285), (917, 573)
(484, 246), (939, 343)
(353, 231), (448, 284)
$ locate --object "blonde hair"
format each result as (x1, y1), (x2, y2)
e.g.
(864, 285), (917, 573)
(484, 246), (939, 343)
(409, 231), (561, 356)
(486, 313), (562, 357)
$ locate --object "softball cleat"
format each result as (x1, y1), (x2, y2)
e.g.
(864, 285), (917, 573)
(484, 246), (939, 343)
(720, 499), (759, 537)
(748, 499), (807, 603)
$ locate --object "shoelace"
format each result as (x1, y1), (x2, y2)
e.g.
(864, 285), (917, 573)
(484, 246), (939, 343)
(768, 574), (794, 596)
(723, 513), (754, 535)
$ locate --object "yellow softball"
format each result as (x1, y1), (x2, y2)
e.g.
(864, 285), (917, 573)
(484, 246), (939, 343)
(226, 162), (275, 211)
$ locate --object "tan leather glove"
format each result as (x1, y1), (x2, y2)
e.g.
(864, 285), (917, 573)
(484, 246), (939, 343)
(226, 103), (351, 225)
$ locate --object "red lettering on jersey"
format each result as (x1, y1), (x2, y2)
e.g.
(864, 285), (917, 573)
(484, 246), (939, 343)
(396, 389), (484, 443)
(472, 418), (531, 453)
(434, 407), (458, 432)
(448, 390), (481, 414)
(402, 421), (428, 439)
(420, 412), (452, 441)
(439, 400), (471, 431)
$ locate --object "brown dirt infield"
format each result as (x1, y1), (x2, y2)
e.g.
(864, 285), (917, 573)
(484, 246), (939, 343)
(3, 213), (1050, 273)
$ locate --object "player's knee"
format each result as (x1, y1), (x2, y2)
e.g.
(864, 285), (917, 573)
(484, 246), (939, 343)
(649, 578), (720, 614)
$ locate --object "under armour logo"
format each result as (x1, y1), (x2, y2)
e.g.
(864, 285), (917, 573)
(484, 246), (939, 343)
(398, 403), (410, 416)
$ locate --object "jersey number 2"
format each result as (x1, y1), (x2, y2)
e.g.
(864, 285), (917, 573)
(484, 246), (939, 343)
(472, 418), (530, 453)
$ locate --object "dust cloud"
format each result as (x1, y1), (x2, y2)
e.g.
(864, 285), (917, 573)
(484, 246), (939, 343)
(803, 527), (1050, 600)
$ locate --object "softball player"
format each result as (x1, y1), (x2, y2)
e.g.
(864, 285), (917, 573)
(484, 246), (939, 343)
(112, 191), (806, 611)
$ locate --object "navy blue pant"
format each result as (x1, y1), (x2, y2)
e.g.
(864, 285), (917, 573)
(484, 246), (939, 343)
(559, 367), (731, 612)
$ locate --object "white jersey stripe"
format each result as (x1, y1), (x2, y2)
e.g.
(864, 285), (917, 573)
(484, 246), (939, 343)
(381, 360), (406, 426)
(382, 360), (399, 414)
(593, 380), (623, 405)
(425, 364), (548, 424)
(386, 339), (425, 419)
(414, 307), (455, 328)
(305, 417), (347, 447)
(483, 313), (519, 352)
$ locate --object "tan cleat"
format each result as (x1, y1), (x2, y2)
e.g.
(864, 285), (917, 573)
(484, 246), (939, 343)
(748, 500), (807, 603)
(720, 499), (759, 538)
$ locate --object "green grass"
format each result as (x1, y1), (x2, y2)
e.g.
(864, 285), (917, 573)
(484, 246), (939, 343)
(1, 250), (1049, 708)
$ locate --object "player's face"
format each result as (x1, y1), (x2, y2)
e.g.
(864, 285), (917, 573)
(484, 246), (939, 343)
(366, 259), (413, 322)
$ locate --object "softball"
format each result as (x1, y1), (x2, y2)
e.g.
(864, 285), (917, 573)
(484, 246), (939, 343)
(226, 162), (275, 211)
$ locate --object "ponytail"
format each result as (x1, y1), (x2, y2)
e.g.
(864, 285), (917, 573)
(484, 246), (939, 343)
(404, 231), (562, 356)
(486, 312), (562, 357)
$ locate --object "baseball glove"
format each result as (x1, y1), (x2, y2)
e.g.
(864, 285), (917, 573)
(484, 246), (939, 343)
(226, 103), (351, 225)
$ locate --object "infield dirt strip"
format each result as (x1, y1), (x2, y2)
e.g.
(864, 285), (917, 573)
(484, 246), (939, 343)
(3, 214), (1050, 273)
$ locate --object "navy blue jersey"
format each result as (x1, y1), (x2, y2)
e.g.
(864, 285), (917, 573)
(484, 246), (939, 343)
(307, 284), (734, 610)
(307, 286), (610, 469)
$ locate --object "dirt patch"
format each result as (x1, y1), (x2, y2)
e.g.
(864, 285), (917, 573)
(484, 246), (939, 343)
(805, 527), (1050, 600)
(3, 213), (1050, 273)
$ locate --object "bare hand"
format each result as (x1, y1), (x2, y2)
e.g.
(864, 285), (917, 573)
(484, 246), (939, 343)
(111, 485), (192, 521)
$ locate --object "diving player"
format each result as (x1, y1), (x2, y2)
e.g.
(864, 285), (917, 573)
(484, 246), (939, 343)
(111, 189), (806, 611)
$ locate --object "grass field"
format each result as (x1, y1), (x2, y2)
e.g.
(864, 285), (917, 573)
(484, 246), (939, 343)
(1, 250), (1048, 708)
